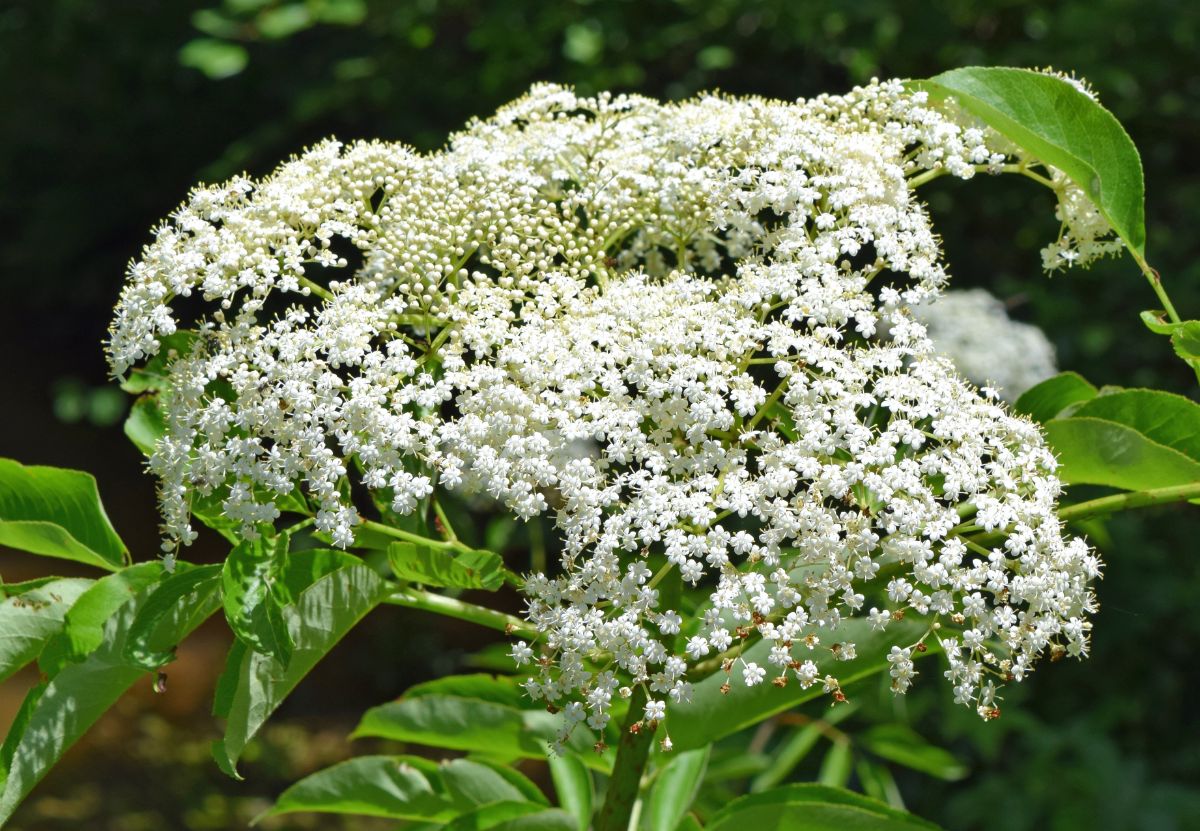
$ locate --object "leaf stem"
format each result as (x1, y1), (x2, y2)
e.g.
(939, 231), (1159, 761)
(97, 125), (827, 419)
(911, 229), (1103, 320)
(594, 685), (655, 831)
(382, 585), (536, 638)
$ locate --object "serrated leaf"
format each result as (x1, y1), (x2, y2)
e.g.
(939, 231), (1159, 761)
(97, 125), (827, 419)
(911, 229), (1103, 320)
(646, 746), (709, 831)
(859, 724), (967, 781)
(262, 755), (461, 821)
(0, 459), (128, 571)
(1170, 322), (1200, 362)
(213, 562), (389, 777)
(387, 540), (506, 591)
(443, 802), (575, 831)
(441, 758), (535, 807)
(0, 572), (212, 824)
(706, 784), (941, 831)
(1072, 389), (1200, 462)
(353, 694), (610, 773)
(1013, 372), (1097, 424)
(124, 563), (223, 670)
(0, 578), (92, 683)
(1043, 417), (1200, 492)
(405, 673), (530, 709)
(38, 563), (164, 676)
(916, 66), (1145, 257)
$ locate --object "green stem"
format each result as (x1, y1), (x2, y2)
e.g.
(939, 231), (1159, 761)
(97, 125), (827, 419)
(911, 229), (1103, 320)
(432, 498), (458, 543)
(382, 585), (536, 638)
(1058, 482), (1200, 522)
(298, 276), (334, 301)
(361, 519), (458, 551)
(1131, 251), (1183, 325)
(594, 686), (655, 831)
(965, 482), (1200, 548)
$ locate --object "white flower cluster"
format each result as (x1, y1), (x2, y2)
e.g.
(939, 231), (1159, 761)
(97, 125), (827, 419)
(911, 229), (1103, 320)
(109, 79), (1103, 745)
(913, 288), (1058, 401)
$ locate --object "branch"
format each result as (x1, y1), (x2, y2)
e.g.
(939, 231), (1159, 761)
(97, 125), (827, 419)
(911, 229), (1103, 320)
(1058, 482), (1200, 522)
(382, 585), (536, 639)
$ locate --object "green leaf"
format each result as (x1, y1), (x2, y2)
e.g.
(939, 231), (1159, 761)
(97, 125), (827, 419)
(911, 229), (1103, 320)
(1139, 311), (1200, 364)
(461, 759), (548, 806)
(179, 38), (248, 79)
(38, 563), (164, 676)
(0, 578), (92, 683)
(278, 547), (362, 595)
(1043, 417), (1200, 492)
(1013, 372), (1097, 424)
(124, 564), (223, 670)
(706, 784), (941, 831)
(855, 759), (905, 810)
(441, 758), (537, 807)
(668, 618), (932, 751)
(646, 746), (709, 831)
(0, 573), (212, 824)
(123, 396), (165, 456)
(405, 673), (531, 709)
(547, 753), (592, 831)
(353, 694), (610, 773)
(817, 741), (853, 788)
(1169, 321), (1200, 362)
(223, 533), (294, 666)
(1072, 389), (1200, 462)
(387, 541), (506, 591)
(859, 725), (967, 781)
(443, 802), (575, 831)
(262, 755), (461, 822)
(751, 703), (859, 793)
(0, 459), (128, 570)
(119, 331), (198, 394)
(213, 562), (389, 777)
(916, 66), (1145, 256)
(257, 4), (312, 39)
(312, 0), (367, 26)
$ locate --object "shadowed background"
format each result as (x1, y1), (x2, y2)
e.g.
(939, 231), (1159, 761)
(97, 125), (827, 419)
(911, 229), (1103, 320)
(1, 2), (1198, 828)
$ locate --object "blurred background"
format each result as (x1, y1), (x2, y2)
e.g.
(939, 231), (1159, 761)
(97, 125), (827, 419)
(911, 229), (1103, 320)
(1, 1), (1198, 828)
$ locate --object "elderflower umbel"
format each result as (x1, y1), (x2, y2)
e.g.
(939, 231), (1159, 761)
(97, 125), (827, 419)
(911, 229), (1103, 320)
(912, 288), (1057, 401)
(109, 78), (1105, 747)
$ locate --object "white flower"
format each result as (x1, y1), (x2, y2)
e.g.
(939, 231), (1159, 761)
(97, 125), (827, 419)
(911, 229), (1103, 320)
(742, 662), (767, 686)
(108, 79), (1103, 744)
(911, 288), (1057, 401)
(644, 699), (666, 722)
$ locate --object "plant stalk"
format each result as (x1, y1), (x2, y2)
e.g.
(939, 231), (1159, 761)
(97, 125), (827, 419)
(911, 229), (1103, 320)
(382, 585), (536, 638)
(1057, 481), (1200, 522)
(595, 685), (655, 831)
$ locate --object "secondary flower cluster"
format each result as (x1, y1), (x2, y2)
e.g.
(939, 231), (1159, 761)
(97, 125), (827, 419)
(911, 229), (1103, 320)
(109, 78), (1104, 747)
(914, 288), (1058, 401)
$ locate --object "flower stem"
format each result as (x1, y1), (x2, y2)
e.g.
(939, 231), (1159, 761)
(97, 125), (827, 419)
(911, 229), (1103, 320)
(382, 585), (536, 638)
(595, 685), (655, 831)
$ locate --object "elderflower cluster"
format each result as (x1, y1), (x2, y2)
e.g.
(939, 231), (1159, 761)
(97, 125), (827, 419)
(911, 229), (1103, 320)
(109, 78), (1104, 746)
(913, 288), (1057, 401)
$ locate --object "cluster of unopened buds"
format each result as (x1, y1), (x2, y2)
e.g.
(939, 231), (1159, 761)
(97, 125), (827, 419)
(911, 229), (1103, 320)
(110, 74), (1107, 753)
